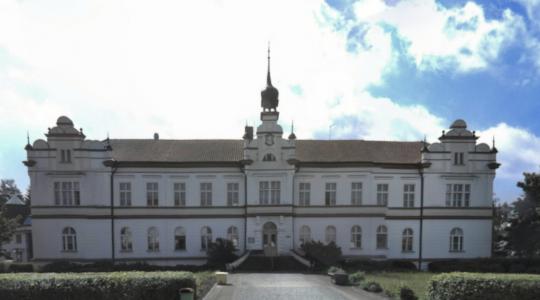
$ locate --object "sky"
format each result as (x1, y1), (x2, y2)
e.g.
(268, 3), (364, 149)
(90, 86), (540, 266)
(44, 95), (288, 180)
(0, 0), (539, 203)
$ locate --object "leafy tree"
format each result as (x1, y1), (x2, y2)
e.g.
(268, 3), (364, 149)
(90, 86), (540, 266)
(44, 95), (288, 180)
(206, 238), (238, 269)
(0, 179), (22, 206)
(504, 173), (540, 257)
(0, 209), (20, 258)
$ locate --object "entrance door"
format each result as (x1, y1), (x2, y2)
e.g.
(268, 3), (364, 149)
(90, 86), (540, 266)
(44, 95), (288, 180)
(262, 222), (278, 256)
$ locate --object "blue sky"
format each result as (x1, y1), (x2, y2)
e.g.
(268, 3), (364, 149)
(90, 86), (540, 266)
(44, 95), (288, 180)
(0, 0), (539, 203)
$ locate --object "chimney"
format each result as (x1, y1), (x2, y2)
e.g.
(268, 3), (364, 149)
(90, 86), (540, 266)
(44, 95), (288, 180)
(154, 133), (159, 140)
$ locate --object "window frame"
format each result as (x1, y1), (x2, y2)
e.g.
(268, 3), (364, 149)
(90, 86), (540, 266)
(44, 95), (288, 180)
(227, 182), (240, 206)
(119, 182), (132, 207)
(299, 225), (311, 244)
(403, 184), (415, 208)
(298, 182), (311, 206)
(325, 183), (337, 206)
(62, 227), (77, 252)
(449, 227), (464, 252)
(351, 182), (363, 206)
(325, 225), (337, 244)
(146, 182), (159, 207)
(175, 227), (186, 251)
(401, 228), (414, 253)
(200, 182), (213, 207)
(120, 227), (133, 252)
(227, 226), (239, 248)
(376, 225), (388, 249)
(147, 227), (159, 252)
(351, 225), (362, 249)
(201, 226), (212, 251)
(377, 183), (389, 206)
(174, 182), (186, 207)
(54, 181), (80, 206)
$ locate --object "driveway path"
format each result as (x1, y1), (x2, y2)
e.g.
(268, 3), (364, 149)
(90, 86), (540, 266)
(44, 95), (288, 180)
(204, 273), (386, 300)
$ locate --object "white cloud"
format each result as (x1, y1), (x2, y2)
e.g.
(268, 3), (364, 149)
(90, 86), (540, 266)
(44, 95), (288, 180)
(353, 0), (524, 71)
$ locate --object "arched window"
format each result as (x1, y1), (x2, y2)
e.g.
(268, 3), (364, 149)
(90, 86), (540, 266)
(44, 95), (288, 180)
(62, 227), (77, 252)
(450, 228), (464, 252)
(402, 228), (413, 252)
(227, 226), (239, 248)
(351, 225), (362, 248)
(325, 225), (336, 244)
(376, 225), (388, 249)
(263, 153), (276, 161)
(147, 227), (159, 252)
(175, 227), (186, 250)
(120, 227), (132, 252)
(201, 226), (212, 250)
(299, 225), (311, 244)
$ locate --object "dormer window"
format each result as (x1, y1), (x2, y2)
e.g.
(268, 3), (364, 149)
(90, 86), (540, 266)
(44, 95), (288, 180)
(60, 149), (72, 163)
(263, 153), (276, 161)
(453, 152), (464, 165)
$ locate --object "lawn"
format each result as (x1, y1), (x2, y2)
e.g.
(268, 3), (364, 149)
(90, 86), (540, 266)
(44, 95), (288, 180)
(363, 271), (435, 299)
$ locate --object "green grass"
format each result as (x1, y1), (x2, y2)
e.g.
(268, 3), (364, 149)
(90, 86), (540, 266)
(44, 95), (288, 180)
(363, 271), (435, 299)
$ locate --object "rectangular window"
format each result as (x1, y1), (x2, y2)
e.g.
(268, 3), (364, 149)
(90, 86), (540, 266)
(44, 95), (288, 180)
(454, 152), (464, 165)
(175, 235), (186, 250)
(377, 184), (389, 206)
(403, 184), (415, 207)
(59, 149), (72, 163)
(15, 234), (22, 244)
(270, 181), (280, 204)
(200, 182), (212, 206)
(325, 183), (337, 206)
(351, 182), (363, 205)
(146, 182), (159, 207)
(227, 183), (239, 206)
(446, 183), (471, 207)
(119, 182), (131, 206)
(259, 181), (269, 204)
(174, 183), (186, 207)
(299, 182), (311, 206)
(54, 181), (80, 206)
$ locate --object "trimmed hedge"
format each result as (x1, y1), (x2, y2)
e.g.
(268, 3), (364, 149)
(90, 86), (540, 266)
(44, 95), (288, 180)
(341, 259), (417, 272)
(428, 258), (540, 274)
(40, 261), (213, 273)
(7, 263), (33, 273)
(427, 272), (540, 300)
(0, 271), (196, 300)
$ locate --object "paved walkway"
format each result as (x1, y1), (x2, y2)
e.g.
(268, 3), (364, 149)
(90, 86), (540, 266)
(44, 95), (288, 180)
(204, 273), (386, 300)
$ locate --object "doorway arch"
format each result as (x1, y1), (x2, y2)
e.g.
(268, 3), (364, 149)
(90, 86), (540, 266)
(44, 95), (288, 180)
(262, 222), (278, 255)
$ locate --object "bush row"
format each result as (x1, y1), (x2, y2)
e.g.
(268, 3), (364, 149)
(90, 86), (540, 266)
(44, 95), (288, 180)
(39, 260), (214, 273)
(340, 259), (417, 272)
(427, 272), (540, 300)
(0, 271), (196, 300)
(428, 258), (540, 274)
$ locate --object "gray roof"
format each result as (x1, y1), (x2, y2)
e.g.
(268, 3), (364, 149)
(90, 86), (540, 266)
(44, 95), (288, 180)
(110, 139), (423, 165)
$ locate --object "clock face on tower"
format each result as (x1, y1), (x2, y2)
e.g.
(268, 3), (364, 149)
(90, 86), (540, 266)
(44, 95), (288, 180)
(265, 134), (274, 146)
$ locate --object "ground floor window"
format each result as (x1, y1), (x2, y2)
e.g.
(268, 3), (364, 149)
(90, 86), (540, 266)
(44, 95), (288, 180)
(299, 225), (311, 244)
(227, 226), (239, 248)
(201, 226), (212, 250)
(376, 225), (388, 249)
(175, 227), (186, 250)
(62, 227), (77, 252)
(351, 225), (362, 248)
(147, 227), (159, 252)
(402, 228), (413, 252)
(325, 225), (336, 244)
(120, 227), (133, 252)
(450, 227), (464, 252)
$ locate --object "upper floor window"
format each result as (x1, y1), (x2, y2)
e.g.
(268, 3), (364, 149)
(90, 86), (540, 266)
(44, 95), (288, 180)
(376, 225), (388, 249)
(263, 153), (276, 161)
(259, 181), (280, 205)
(200, 183), (213, 206)
(174, 183), (186, 207)
(60, 149), (72, 163)
(351, 225), (362, 248)
(351, 182), (363, 205)
(377, 184), (389, 206)
(175, 227), (186, 250)
(227, 226), (239, 248)
(402, 228), (413, 252)
(147, 227), (159, 252)
(119, 182), (131, 206)
(54, 181), (80, 206)
(325, 225), (336, 244)
(403, 184), (415, 208)
(227, 183), (239, 206)
(299, 225), (311, 244)
(449, 227), (464, 252)
(120, 227), (133, 252)
(325, 183), (337, 206)
(201, 226), (212, 250)
(454, 152), (465, 165)
(445, 184), (471, 207)
(146, 182), (159, 207)
(299, 182), (311, 206)
(62, 227), (77, 252)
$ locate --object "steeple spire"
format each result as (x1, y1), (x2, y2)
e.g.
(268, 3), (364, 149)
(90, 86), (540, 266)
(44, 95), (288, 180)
(267, 42), (272, 87)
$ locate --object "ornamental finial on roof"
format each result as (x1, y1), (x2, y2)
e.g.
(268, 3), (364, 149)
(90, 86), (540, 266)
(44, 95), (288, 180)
(261, 42), (279, 112)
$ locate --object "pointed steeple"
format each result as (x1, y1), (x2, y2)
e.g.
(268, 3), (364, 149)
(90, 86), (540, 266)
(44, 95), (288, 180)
(261, 43), (279, 112)
(25, 131), (33, 150)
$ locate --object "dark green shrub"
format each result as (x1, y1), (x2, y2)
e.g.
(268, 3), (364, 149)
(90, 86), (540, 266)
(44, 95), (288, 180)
(0, 271), (196, 300)
(301, 240), (342, 270)
(41, 260), (81, 273)
(427, 272), (540, 300)
(361, 281), (383, 293)
(348, 271), (365, 284)
(40, 261), (214, 273)
(428, 258), (540, 274)
(206, 238), (238, 269)
(400, 285), (417, 300)
(7, 263), (33, 272)
(341, 259), (416, 272)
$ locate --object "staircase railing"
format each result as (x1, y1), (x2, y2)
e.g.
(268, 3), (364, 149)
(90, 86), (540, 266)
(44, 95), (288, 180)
(226, 250), (251, 272)
(290, 249), (312, 268)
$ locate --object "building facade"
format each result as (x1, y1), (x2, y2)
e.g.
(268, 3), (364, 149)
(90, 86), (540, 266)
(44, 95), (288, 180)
(24, 63), (499, 266)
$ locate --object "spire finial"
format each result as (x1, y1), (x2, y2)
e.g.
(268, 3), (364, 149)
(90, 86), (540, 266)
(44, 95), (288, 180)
(26, 131), (30, 145)
(267, 41), (272, 86)
(492, 136), (496, 148)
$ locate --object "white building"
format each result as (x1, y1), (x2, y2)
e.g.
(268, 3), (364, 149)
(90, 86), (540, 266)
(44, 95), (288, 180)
(24, 60), (499, 266)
